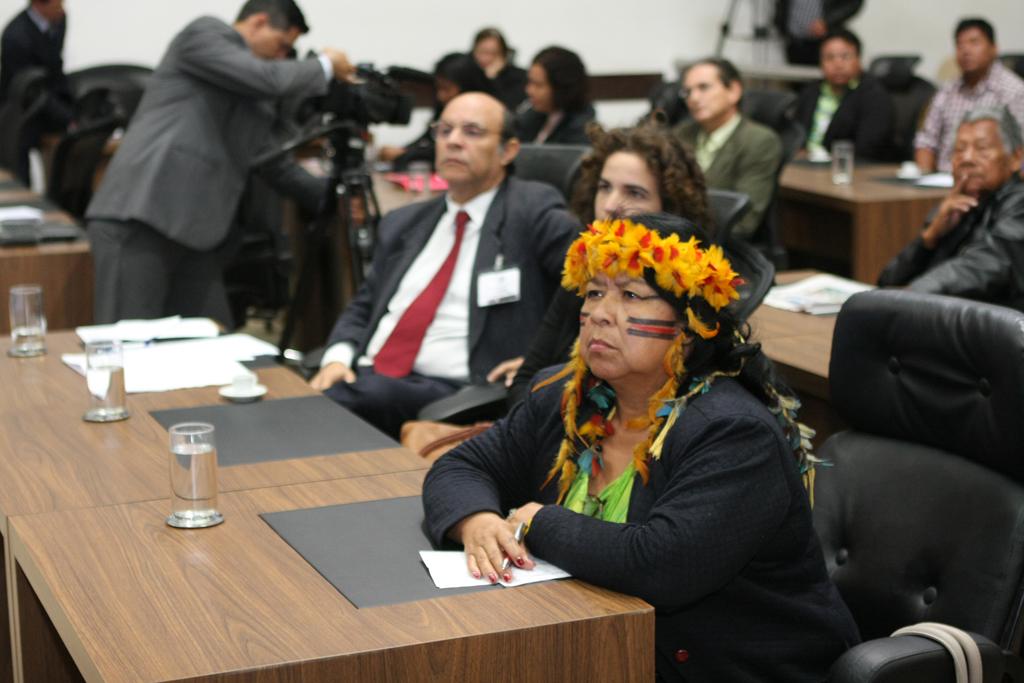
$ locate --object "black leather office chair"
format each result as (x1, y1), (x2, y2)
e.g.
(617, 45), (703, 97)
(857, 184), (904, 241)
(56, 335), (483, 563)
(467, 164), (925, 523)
(46, 115), (123, 220)
(1001, 54), (1024, 80)
(512, 143), (589, 200)
(67, 64), (152, 124)
(0, 67), (49, 184)
(868, 55), (936, 162)
(741, 89), (804, 270)
(707, 188), (751, 242)
(814, 289), (1024, 682)
(647, 79), (688, 126)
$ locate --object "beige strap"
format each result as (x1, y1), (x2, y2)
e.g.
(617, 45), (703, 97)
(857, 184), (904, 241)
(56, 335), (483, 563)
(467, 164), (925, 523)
(892, 622), (983, 683)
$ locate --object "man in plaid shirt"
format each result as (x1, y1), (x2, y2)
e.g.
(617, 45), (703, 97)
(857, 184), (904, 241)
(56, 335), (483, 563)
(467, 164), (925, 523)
(915, 17), (1024, 173)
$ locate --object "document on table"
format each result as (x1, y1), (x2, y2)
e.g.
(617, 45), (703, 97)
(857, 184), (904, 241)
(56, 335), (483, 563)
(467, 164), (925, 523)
(61, 334), (278, 393)
(764, 273), (874, 315)
(76, 316), (222, 344)
(915, 172), (954, 188)
(0, 206), (43, 222)
(419, 550), (570, 589)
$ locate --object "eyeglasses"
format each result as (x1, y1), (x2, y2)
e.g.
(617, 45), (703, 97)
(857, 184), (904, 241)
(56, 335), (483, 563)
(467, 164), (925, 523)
(430, 121), (497, 140)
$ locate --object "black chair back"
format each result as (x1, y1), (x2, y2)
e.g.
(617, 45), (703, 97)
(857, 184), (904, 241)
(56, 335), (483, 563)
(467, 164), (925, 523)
(1002, 54), (1024, 80)
(741, 89), (804, 269)
(869, 55), (936, 162)
(647, 80), (688, 126)
(46, 116), (122, 219)
(707, 188), (750, 242)
(513, 143), (589, 201)
(0, 67), (49, 182)
(722, 236), (775, 323)
(67, 64), (152, 124)
(814, 290), (1024, 648)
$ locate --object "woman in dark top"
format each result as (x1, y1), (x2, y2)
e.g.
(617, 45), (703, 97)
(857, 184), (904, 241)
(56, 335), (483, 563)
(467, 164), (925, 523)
(499, 122), (710, 404)
(471, 27), (527, 111)
(423, 213), (859, 681)
(378, 53), (493, 170)
(515, 46), (595, 145)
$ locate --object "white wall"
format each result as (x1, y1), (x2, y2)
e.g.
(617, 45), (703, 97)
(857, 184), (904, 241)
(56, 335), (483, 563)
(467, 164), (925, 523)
(3, 0), (1023, 139)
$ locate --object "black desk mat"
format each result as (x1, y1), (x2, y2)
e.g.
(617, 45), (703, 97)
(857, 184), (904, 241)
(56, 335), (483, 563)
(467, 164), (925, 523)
(149, 395), (397, 466)
(262, 496), (496, 608)
(241, 355), (280, 370)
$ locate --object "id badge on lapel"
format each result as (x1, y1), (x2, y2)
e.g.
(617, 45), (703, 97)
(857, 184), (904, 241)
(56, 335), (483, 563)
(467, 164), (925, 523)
(477, 261), (521, 307)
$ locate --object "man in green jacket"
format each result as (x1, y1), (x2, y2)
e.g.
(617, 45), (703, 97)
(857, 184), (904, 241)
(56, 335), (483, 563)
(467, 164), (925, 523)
(673, 58), (782, 240)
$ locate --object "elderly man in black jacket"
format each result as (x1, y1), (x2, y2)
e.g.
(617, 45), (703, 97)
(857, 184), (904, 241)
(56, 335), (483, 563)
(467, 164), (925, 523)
(795, 29), (892, 160)
(878, 105), (1024, 311)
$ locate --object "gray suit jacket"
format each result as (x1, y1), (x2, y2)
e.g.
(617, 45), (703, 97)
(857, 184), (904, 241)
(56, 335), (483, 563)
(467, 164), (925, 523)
(86, 16), (329, 250)
(327, 176), (578, 382)
(673, 116), (782, 240)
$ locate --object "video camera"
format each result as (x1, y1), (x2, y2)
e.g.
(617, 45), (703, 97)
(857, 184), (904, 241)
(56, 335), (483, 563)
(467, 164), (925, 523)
(317, 63), (414, 129)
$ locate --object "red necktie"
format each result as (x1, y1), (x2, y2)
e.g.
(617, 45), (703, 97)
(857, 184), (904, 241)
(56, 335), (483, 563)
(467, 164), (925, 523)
(374, 210), (469, 378)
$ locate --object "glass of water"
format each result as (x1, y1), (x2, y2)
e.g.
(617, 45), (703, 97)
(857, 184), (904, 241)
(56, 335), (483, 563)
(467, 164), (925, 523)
(8, 284), (46, 357)
(831, 140), (855, 185)
(83, 340), (129, 422)
(166, 422), (224, 529)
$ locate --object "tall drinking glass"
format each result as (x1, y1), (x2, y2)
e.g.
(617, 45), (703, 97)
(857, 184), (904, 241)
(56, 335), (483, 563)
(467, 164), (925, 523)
(831, 140), (855, 185)
(83, 340), (129, 422)
(8, 284), (46, 357)
(166, 423), (224, 529)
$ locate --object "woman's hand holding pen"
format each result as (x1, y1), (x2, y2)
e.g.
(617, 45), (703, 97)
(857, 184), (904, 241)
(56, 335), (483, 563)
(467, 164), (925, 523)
(452, 510), (537, 584)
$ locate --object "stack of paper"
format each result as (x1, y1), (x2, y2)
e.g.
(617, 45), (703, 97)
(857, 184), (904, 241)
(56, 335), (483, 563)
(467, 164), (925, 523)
(419, 550), (570, 589)
(764, 274), (874, 315)
(915, 173), (954, 188)
(76, 316), (221, 344)
(61, 333), (279, 393)
(0, 206), (44, 222)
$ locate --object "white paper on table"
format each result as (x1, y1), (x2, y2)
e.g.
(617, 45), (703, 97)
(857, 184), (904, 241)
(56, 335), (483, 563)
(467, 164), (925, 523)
(0, 206), (43, 222)
(76, 316), (221, 344)
(61, 333), (276, 393)
(764, 274), (874, 315)
(419, 550), (571, 589)
(915, 172), (954, 188)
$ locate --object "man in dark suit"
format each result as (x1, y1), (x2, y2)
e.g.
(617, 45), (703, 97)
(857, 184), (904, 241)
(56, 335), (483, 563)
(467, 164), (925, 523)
(0, 0), (74, 183)
(774, 0), (863, 66)
(795, 29), (893, 160)
(310, 92), (577, 437)
(673, 58), (782, 240)
(85, 0), (353, 326)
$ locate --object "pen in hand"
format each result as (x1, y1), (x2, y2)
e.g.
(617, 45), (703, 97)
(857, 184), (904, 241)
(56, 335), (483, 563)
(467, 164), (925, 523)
(500, 521), (527, 573)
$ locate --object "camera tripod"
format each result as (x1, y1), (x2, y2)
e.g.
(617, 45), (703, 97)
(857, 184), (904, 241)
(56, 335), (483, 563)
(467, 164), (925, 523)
(716, 0), (775, 61)
(255, 120), (383, 356)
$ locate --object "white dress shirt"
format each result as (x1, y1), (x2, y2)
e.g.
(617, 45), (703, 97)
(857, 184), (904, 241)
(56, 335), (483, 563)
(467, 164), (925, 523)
(321, 187), (499, 381)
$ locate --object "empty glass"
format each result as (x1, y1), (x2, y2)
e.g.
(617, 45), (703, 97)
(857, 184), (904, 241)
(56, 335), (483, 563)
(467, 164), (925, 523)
(166, 423), (224, 529)
(83, 340), (129, 422)
(8, 284), (46, 357)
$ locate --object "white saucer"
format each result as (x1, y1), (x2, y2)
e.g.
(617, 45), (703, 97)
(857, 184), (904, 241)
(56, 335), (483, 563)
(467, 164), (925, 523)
(219, 384), (267, 403)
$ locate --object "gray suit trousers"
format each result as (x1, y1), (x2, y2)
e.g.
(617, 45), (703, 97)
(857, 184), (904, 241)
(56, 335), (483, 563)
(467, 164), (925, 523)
(88, 218), (233, 327)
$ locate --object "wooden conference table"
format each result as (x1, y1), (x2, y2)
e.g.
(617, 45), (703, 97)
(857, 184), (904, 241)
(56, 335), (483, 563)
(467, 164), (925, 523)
(778, 162), (949, 284)
(0, 332), (653, 682)
(0, 170), (93, 334)
(0, 332), (431, 683)
(748, 271), (841, 442)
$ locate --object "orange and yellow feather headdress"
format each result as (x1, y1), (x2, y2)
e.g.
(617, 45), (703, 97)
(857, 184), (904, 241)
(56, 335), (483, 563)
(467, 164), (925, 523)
(560, 218), (743, 338)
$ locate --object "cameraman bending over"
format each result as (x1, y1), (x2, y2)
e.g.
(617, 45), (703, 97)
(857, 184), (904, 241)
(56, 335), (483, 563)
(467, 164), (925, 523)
(86, 0), (353, 326)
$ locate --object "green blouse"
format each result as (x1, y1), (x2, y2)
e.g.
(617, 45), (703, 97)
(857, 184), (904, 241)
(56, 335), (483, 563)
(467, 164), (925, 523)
(562, 462), (636, 523)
